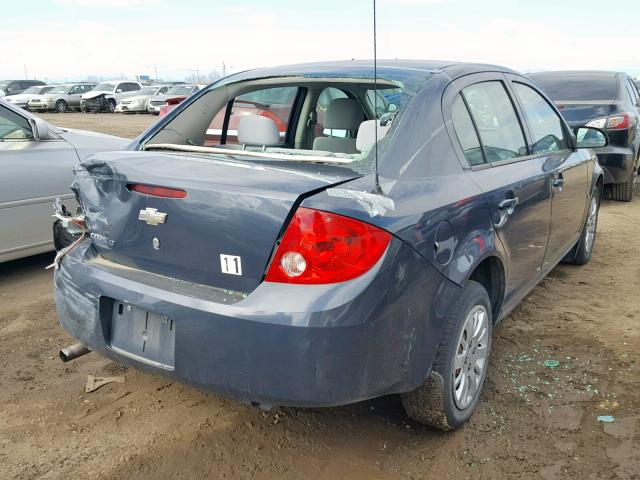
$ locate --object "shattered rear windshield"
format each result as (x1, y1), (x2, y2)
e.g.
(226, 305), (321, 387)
(143, 65), (435, 175)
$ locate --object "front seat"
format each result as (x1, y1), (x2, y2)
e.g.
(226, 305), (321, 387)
(237, 115), (280, 150)
(313, 98), (363, 154)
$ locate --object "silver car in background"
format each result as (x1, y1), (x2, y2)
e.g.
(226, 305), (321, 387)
(3, 85), (56, 109)
(0, 99), (128, 262)
(114, 84), (172, 113)
(28, 83), (96, 113)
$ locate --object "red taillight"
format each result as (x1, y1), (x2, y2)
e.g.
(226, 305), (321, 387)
(128, 184), (187, 198)
(265, 207), (391, 284)
(606, 114), (631, 130)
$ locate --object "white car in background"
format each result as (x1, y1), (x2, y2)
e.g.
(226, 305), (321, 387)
(114, 84), (172, 113)
(0, 99), (129, 262)
(2, 85), (56, 109)
(80, 80), (142, 112)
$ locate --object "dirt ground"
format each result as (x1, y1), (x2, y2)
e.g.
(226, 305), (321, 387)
(1, 113), (638, 479)
(38, 112), (157, 138)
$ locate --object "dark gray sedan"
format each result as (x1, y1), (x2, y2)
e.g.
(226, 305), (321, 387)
(54, 60), (606, 430)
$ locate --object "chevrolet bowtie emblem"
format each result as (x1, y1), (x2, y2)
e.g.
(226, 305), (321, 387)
(138, 208), (167, 226)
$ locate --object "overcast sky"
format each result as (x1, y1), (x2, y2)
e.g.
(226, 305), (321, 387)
(3, 0), (640, 82)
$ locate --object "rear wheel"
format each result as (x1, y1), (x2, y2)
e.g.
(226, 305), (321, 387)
(53, 220), (80, 251)
(401, 280), (492, 431)
(55, 100), (68, 113)
(566, 185), (601, 265)
(610, 168), (636, 202)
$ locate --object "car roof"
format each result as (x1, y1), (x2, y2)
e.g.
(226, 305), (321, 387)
(221, 59), (520, 84)
(529, 70), (623, 78)
(100, 80), (138, 84)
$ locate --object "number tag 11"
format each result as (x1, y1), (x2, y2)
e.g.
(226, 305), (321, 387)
(220, 254), (242, 276)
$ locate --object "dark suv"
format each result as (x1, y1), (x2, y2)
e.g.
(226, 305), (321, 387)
(529, 71), (640, 201)
(0, 80), (46, 97)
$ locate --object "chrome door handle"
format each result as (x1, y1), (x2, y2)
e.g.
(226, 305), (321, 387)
(553, 175), (565, 188)
(498, 197), (519, 210)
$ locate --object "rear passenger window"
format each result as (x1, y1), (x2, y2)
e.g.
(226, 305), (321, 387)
(513, 83), (568, 154)
(462, 82), (527, 162)
(451, 95), (485, 166)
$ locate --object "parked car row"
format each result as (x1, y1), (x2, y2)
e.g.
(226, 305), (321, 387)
(0, 78), (204, 114)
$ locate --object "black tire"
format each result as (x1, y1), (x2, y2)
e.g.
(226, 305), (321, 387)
(53, 220), (80, 251)
(565, 185), (601, 265)
(401, 280), (492, 431)
(55, 100), (68, 113)
(108, 100), (116, 113)
(610, 169), (635, 202)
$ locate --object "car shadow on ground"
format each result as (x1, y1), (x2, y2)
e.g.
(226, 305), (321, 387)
(0, 252), (55, 281)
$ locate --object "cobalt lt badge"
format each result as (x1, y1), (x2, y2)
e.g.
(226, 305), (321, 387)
(138, 208), (167, 226)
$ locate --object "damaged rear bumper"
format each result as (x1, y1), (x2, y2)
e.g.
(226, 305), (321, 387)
(55, 239), (458, 407)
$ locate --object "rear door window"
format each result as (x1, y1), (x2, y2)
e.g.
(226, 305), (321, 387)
(451, 94), (485, 166)
(205, 87), (299, 146)
(462, 81), (528, 162)
(513, 83), (568, 154)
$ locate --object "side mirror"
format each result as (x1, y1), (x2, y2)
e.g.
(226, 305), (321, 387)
(116, 89), (123, 93)
(28, 118), (54, 140)
(575, 126), (608, 149)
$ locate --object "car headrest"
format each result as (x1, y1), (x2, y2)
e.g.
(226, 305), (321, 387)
(356, 119), (391, 152)
(237, 115), (280, 147)
(324, 98), (362, 130)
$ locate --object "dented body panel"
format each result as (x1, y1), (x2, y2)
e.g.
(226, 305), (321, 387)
(55, 238), (459, 406)
(73, 152), (360, 292)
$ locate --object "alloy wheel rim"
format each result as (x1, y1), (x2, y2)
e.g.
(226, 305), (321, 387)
(453, 305), (489, 410)
(585, 194), (598, 254)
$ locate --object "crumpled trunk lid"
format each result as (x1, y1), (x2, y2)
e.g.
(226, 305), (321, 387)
(74, 151), (359, 293)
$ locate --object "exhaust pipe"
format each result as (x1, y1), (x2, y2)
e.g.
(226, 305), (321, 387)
(59, 343), (91, 362)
